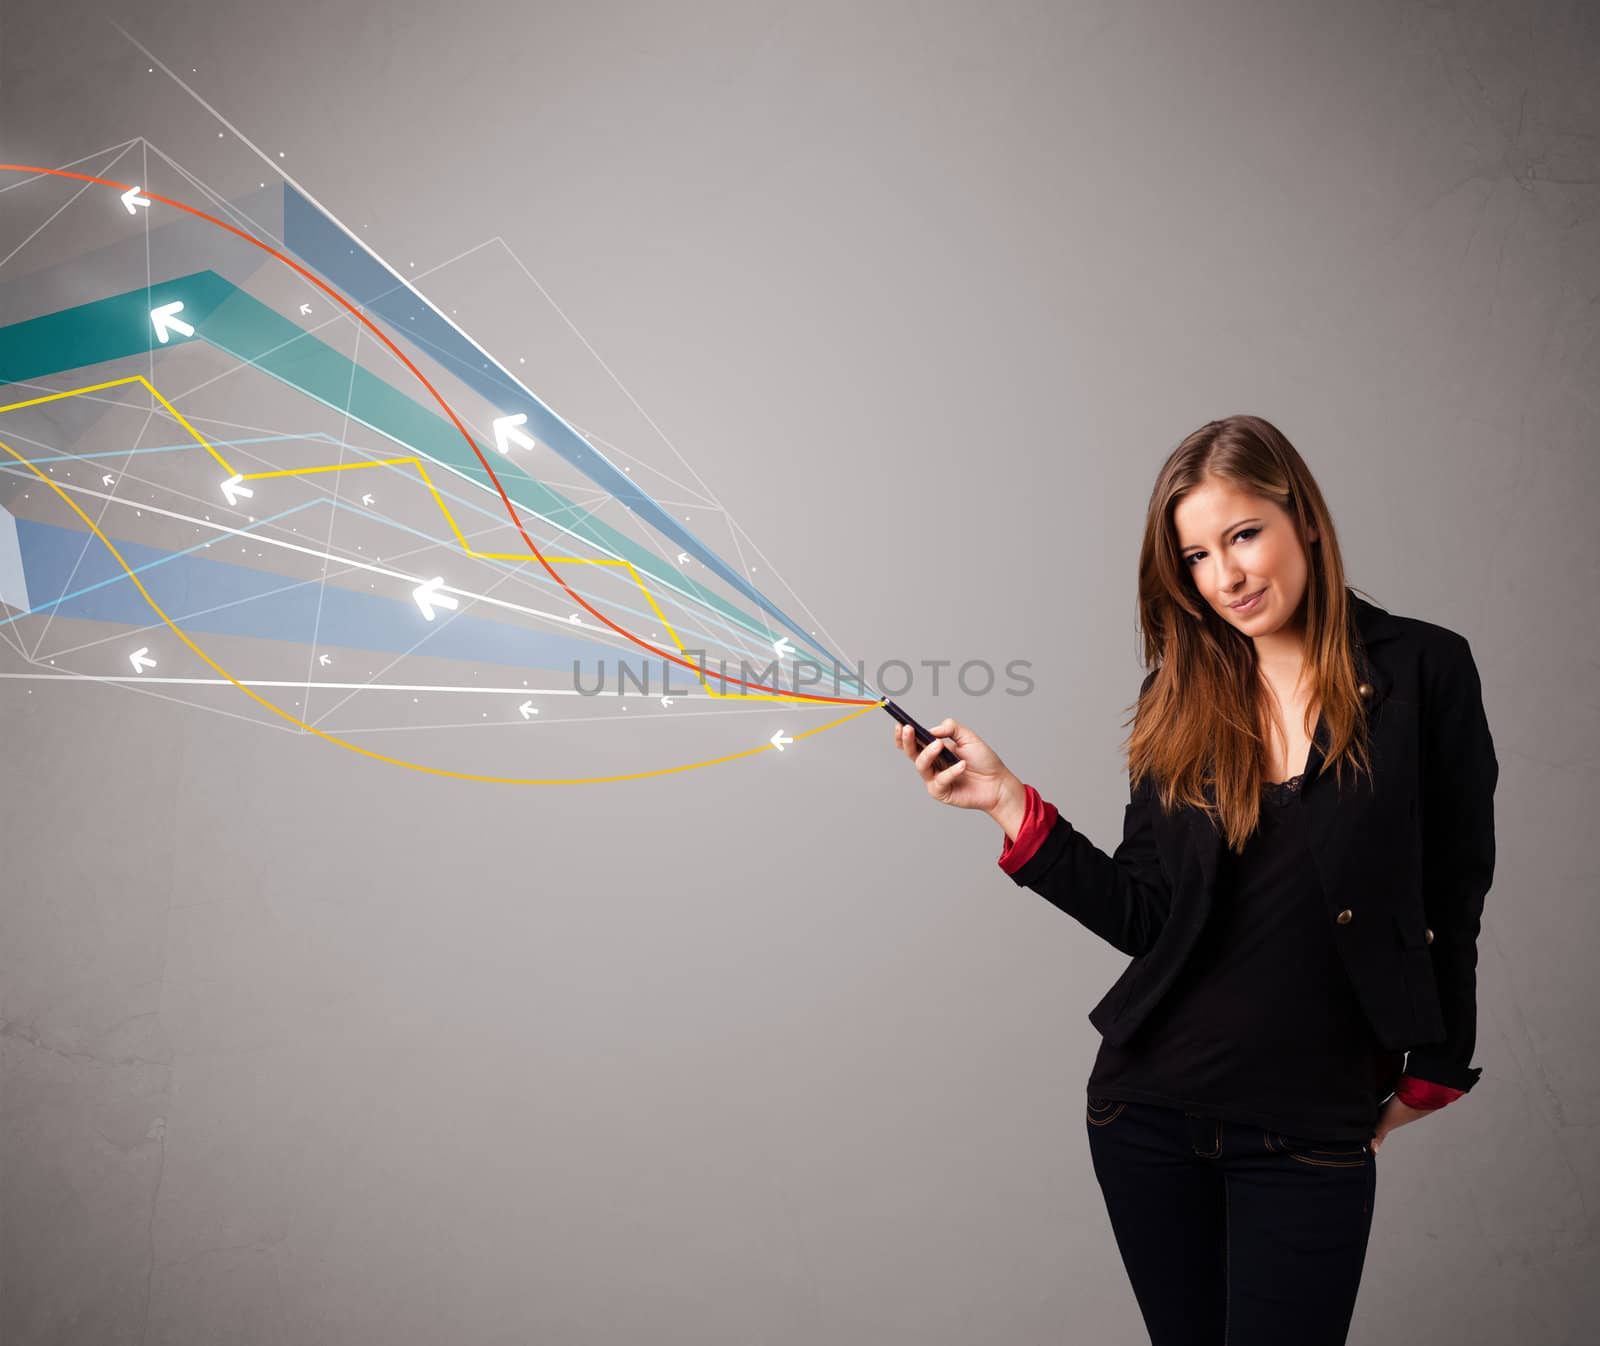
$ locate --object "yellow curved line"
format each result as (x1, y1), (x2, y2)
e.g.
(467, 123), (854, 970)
(0, 436), (884, 783)
(1, 376), (860, 706)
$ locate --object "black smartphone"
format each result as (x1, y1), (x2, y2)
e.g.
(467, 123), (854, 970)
(880, 699), (964, 772)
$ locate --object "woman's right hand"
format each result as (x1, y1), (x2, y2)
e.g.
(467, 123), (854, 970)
(893, 717), (1025, 823)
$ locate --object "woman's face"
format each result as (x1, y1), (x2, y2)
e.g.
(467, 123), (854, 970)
(1172, 476), (1317, 640)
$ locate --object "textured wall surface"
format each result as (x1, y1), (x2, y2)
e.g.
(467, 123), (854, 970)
(2, 1), (1597, 1342)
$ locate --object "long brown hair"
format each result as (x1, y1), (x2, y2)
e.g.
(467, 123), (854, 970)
(1123, 415), (1374, 851)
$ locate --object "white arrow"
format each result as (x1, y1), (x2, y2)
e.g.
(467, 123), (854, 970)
(129, 647), (156, 673)
(299, 303), (312, 316)
(220, 474), (253, 507)
(361, 493), (374, 507)
(660, 696), (674, 707)
(568, 613), (583, 625)
(770, 730), (793, 752)
(121, 185), (151, 214)
(101, 473), (115, 486)
(773, 637), (795, 658)
(412, 576), (459, 621)
(677, 552), (691, 566)
(493, 413), (536, 456)
(518, 701), (537, 720)
(318, 654), (331, 667)
(150, 300), (193, 344)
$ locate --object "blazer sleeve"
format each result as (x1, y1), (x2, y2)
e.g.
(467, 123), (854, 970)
(1001, 770), (1174, 958)
(1403, 631), (1498, 1094)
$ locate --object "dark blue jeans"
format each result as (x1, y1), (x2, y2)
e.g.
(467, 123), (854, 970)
(1085, 1096), (1377, 1345)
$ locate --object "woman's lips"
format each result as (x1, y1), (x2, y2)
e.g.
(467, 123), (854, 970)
(1229, 587), (1266, 613)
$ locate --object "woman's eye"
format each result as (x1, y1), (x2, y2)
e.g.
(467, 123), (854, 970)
(1184, 528), (1259, 566)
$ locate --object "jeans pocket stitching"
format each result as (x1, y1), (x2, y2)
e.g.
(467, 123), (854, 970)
(1286, 1152), (1368, 1167)
(1269, 1131), (1371, 1165)
(1086, 1099), (1127, 1127)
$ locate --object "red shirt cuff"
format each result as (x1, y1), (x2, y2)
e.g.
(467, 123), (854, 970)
(1395, 1075), (1465, 1110)
(998, 784), (1060, 875)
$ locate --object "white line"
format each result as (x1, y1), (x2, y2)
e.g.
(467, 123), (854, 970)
(0, 139), (143, 194)
(2, 471), (592, 630)
(490, 235), (727, 508)
(0, 457), (801, 676)
(333, 704), (793, 735)
(0, 141), (142, 272)
(0, 663), (302, 734)
(302, 319), (360, 720)
(306, 533), (539, 728)
(0, 672), (843, 703)
(0, 463), (786, 700)
(28, 395), (157, 663)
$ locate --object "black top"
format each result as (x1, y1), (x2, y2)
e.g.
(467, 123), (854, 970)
(1086, 771), (1402, 1141)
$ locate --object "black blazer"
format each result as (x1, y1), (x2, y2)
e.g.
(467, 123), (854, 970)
(1005, 589), (1498, 1094)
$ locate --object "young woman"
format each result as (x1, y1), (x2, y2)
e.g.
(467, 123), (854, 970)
(891, 415), (1497, 1346)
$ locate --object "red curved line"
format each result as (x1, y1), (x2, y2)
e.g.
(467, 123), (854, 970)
(0, 164), (876, 707)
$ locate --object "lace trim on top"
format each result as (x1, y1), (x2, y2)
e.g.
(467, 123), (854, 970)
(1262, 771), (1305, 804)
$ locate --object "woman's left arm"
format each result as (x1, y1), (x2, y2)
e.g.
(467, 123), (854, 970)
(1402, 629), (1500, 1095)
